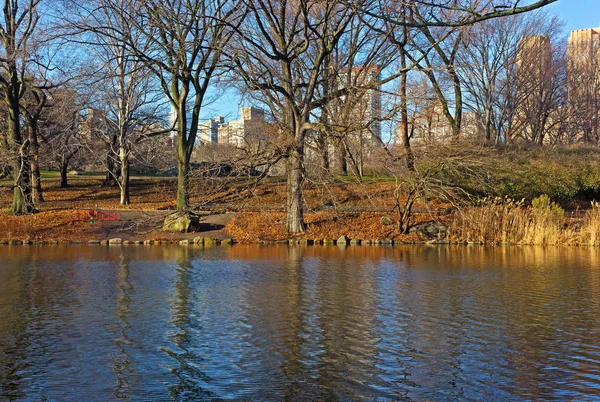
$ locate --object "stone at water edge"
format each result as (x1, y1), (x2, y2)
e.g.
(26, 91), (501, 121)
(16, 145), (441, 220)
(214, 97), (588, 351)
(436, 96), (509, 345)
(350, 239), (361, 245)
(193, 237), (204, 245)
(221, 238), (233, 245)
(109, 238), (123, 245)
(179, 240), (191, 245)
(323, 237), (335, 245)
(204, 237), (219, 245)
(162, 212), (200, 233)
(337, 235), (350, 245)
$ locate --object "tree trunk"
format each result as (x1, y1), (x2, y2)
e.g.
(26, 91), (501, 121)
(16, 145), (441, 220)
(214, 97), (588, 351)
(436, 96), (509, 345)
(103, 134), (119, 186)
(119, 145), (130, 206)
(286, 143), (305, 233)
(334, 139), (347, 176)
(7, 95), (34, 214)
(11, 147), (33, 214)
(176, 150), (191, 211)
(60, 161), (69, 188)
(29, 124), (44, 203)
(399, 35), (415, 171)
(320, 135), (330, 174)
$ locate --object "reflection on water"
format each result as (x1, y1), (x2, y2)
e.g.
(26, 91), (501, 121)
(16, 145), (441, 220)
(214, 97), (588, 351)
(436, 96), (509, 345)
(1, 245), (600, 400)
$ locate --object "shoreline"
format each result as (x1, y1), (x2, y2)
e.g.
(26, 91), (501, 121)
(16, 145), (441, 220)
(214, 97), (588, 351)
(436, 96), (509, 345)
(2, 238), (600, 247)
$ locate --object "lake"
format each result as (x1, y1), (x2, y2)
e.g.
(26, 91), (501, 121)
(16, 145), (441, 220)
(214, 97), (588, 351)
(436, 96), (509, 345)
(1, 245), (600, 401)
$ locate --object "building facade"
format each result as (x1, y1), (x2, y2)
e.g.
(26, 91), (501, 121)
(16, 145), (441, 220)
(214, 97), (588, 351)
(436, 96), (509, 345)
(198, 116), (225, 144)
(218, 107), (266, 147)
(567, 27), (600, 143)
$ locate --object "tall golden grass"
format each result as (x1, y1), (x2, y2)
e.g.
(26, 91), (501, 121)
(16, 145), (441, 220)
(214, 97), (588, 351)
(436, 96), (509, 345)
(450, 195), (600, 245)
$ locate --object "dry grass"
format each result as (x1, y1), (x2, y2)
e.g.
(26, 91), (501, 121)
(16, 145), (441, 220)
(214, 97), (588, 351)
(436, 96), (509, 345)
(582, 202), (600, 246)
(450, 196), (600, 246)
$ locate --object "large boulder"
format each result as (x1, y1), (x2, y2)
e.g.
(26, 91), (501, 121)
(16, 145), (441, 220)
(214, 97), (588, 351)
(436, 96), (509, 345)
(409, 222), (448, 239)
(162, 212), (199, 233)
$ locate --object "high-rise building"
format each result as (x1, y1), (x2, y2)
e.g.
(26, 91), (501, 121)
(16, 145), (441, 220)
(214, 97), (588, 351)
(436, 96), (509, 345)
(513, 34), (555, 143)
(198, 116), (225, 144)
(567, 27), (600, 143)
(516, 34), (552, 86)
(218, 107), (266, 147)
(568, 27), (600, 65)
(406, 98), (479, 143)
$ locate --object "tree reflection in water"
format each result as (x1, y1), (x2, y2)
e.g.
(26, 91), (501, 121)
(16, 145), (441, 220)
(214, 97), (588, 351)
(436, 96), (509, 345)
(112, 250), (134, 399)
(0, 245), (600, 400)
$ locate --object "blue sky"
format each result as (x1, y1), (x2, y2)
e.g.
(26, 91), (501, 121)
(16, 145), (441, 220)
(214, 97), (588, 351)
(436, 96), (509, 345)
(548, 0), (600, 32)
(205, 0), (596, 122)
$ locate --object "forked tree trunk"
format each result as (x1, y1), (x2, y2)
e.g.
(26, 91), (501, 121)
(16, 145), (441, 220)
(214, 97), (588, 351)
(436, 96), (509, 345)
(7, 95), (34, 214)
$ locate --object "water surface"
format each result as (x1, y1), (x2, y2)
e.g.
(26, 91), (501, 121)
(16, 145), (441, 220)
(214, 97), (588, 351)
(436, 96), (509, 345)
(1, 245), (600, 400)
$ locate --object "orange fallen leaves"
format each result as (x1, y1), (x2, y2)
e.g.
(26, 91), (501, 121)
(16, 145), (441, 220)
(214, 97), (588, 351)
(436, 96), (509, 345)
(224, 211), (431, 243)
(0, 210), (98, 242)
(1, 177), (451, 242)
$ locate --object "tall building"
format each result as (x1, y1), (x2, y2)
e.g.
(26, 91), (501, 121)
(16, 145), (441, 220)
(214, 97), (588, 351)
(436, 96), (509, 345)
(218, 107), (266, 147)
(513, 34), (554, 143)
(198, 116), (225, 144)
(567, 27), (600, 143)
(407, 99), (479, 143)
(568, 27), (600, 64)
(516, 34), (552, 86)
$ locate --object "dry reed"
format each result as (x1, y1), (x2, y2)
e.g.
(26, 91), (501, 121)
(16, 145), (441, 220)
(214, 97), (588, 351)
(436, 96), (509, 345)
(450, 196), (600, 245)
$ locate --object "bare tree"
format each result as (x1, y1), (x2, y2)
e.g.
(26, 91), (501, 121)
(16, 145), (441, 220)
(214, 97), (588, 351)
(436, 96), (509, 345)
(39, 88), (83, 188)
(123, 0), (243, 212)
(232, 0), (362, 233)
(71, 0), (165, 205)
(408, 22), (464, 141)
(457, 11), (563, 144)
(21, 84), (47, 203)
(0, 0), (43, 213)
(511, 29), (563, 144)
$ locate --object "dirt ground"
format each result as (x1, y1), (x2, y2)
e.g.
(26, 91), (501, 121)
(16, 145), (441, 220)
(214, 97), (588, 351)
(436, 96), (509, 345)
(90, 210), (238, 241)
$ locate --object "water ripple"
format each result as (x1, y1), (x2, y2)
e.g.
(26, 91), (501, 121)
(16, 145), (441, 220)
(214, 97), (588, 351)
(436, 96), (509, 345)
(1, 245), (600, 400)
